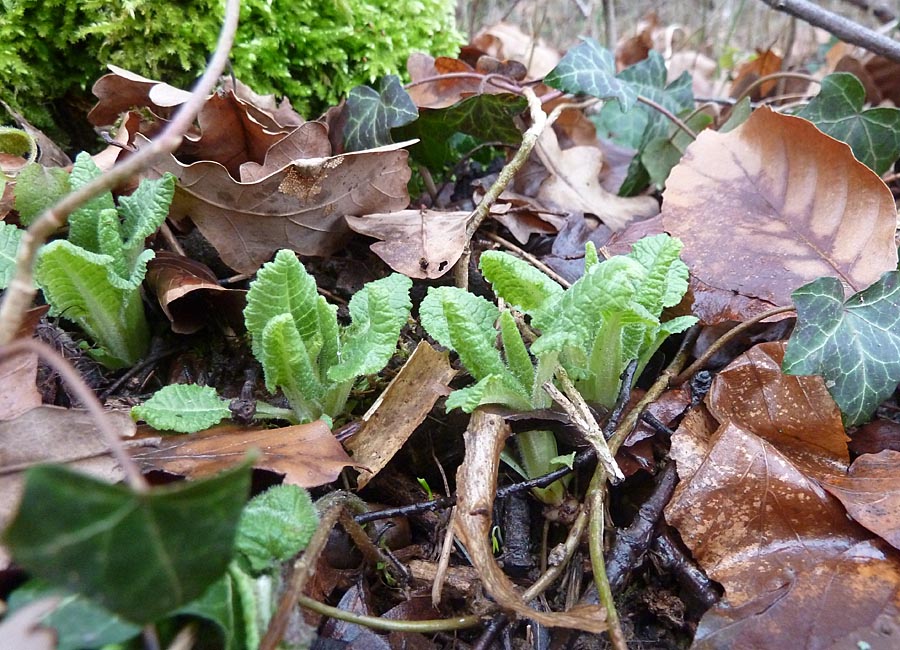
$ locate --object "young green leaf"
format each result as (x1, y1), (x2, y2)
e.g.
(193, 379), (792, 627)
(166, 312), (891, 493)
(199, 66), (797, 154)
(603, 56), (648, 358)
(244, 249), (322, 362)
(177, 571), (243, 650)
(499, 310), (535, 395)
(66, 153), (115, 253)
(13, 163), (70, 226)
(544, 38), (637, 111)
(797, 72), (900, 175)
(235, 485), (318, 573)
(3, 461), (252, 624)
(344, 75), (418, 151)
(479, 250), (564, 317)
(131, 383), (232, 433)
(34, 240), (151, 368)
(445, 374), (533, 413)
(96, 207), (128, 279)
(6, 580), (141, 650)
(420, 286), (506, 381)
(627, 233), (690, 313)
(327, 273), (412, 383)
(783, 271), (900, 426)
(0, 222), (23, 289)
(260, 313), (324, 421)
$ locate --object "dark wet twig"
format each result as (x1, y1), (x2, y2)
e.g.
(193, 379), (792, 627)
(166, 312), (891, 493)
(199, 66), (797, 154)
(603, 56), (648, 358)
(653, 529), (721, 609)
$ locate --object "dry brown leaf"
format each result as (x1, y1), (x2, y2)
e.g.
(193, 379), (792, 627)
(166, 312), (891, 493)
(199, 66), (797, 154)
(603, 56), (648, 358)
(405, 54), (489, 109)
(706, 341), (849, 475)
(821, 450), (900, 551)
(864, 54), (900, 105)
(535, 126), (659, 231)
(471, 23), (561, 79)
(730, 49), (783, 100)
(132, 420), (356, 487)
(88, 64), (190, 126)
(239, 122), (331, 182)
(453, 410), (607, 632)
(662, 106), (897, 317)
(146, 137), (413, 273)
(850, 419), (900, 456)
(146, 252), (246, 335)
(345, 342), (454, 488)
(346, 209), (469, 279)
(223, 77), (305, 129)
(615, 10), (657, 70)
(0, 306), (49, 421)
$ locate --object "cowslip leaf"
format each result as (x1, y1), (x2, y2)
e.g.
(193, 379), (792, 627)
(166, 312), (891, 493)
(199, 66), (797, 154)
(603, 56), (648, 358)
(0, 222), (22, 289)
(117, 173), (176, 255)
(420, 286), (505, 381)
(235, 485), (318, 573)
(783, 271), (900, 426)
(479, 250), (564, 317)
(627, 233), (690, 314)
(34, 240), (151, 368)
(344, 75), (418, 151)
(176, 571), (242, 650)
(327, 273), (412, 383)
(544, 38), (637, 111)
(244, 249), (323, 362)
(260, 313), (324, 420)
(13, 163), (70, 226)
(97, 208), (128, 280)
(67, 153), (114, 253)
(499, 310), (534, 395)
(797, 72), (900, 175)
(131, 383), (232, 433)
(445, 373), (532, 413)
(3, 461), (252, 624)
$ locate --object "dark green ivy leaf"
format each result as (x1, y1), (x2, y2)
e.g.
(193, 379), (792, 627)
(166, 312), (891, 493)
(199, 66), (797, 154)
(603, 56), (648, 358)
(344, 75), (418, 152)
(796, 72), (900, 176)
(782, 271), (900, 426)
(3, 461), (252, 624)
(544, 38), (637, 111)
(395, 93), (527, 170)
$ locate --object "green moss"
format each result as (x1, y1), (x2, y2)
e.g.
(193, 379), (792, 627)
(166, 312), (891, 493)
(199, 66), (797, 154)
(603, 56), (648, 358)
(0, 0), (461, 133)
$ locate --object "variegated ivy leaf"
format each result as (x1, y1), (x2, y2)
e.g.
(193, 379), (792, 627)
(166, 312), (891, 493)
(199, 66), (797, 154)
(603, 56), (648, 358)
(132, 383), (231, 433)
(479, 250), (564, 318)
(344, 75), (418, 151)
(327, 273), (412, 383)
(544, 38), (637, 111)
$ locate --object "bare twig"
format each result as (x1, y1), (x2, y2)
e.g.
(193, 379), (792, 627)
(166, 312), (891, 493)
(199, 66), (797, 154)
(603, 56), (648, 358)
(733, 71), (820, 104)
(2, 339), (148, 492)
(636, 95), (697, 140)
(757, 0), (900, 61)
(297, 595), (482, 632)
(0, 0), (242, 344)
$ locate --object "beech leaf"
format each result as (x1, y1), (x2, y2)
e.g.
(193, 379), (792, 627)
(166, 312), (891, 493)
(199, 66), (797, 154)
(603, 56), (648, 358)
(783, 271), (900, 426)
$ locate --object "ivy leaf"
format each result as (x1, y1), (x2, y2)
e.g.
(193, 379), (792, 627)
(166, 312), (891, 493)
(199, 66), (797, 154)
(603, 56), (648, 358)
(0, 222), (23, 290)
(13, 163), (70, 226)
(3, 461), (252, 624)
(177, 572), (243, 650)
(544, 38), (637, 111)
(34, 240), (151, 368)
(131, 384), (232, 434)
(479, 250), (564, 318)
(327, 273), (412, 383)
(783, 271), (900, 426)
(395, 93), (527, 170)
(6, 580), (141, 650)
(344, 75), (418, 151)
(235, 485), (318, 573)
(797, 72), (900, 175)
(641, 111), (713, 189)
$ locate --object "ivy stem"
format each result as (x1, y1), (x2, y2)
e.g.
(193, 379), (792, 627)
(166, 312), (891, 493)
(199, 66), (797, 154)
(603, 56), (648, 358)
(636, 95), (698, 140)
(671, 304), (796, 386)
(0, 0), (241, 344)
(296, 595), (482, 632)
(1, 339), (149, 492)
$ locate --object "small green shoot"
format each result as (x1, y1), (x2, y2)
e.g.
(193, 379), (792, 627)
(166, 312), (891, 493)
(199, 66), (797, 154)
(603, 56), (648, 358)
(417, 477), (434, 500)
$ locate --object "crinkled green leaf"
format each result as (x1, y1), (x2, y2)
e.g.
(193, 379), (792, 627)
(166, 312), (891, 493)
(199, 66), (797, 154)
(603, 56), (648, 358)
(235, 485), (318, 573)
(585, 241), (600, 271)
(244, 249), (322, 362)
(531, 256), (653, 356)
(34, 240), (150, 368)
(260, 313), (324, 419)
(13, 163), (70, 226)
(344, 75), (418, 151)
(117, 173), (175, 254)
(627, 234), (689, 314)
(420, 286), (505, 381)
(445, 373), (532, 412)
(499, 310), (534, 394)
(317, 297), (341, 373)
(396, 93), (526, 170)
(131, 384), (231, 434)
(479, 250), (564, 317)
(797, 72), (900, 175)
(67, 153), (114, 253)
(96, 207), (127, 279)
(7, 580), (141, 650)
(327, 273), (412, 383)
(544, 38), (637, 111)
(0, 221), (23, 290)
(783, 272), (900, 426)
(3, 461), (252, 624)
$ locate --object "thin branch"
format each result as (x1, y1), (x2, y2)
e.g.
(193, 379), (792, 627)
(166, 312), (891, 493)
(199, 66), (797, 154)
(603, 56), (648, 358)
(296, 594), (482, 632)
(2, 339), (148, 492)
(733, 71), (820, 104)
(636, 95), (697, 140)
(0, 0), (242, 344)
(757, 0), (900, 61)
